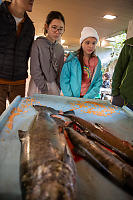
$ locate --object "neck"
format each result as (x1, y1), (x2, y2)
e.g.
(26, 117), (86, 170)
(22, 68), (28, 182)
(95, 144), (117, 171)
(84, 53), (90, 60)
(8, 2), (25, 18)
(83, 54), (91, 66)
(46, 35), (56, 43)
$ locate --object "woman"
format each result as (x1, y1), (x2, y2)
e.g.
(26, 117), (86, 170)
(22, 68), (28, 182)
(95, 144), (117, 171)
(28, 11), (65, 96)
(60, 27), (102, 99)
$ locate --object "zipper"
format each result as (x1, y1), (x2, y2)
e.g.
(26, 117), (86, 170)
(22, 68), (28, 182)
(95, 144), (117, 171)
(119, 67), (129, 105)
(119, 66), (128, 89)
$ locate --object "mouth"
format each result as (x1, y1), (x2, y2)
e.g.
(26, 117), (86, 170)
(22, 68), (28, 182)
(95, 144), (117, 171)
(87, 49), (93, 53)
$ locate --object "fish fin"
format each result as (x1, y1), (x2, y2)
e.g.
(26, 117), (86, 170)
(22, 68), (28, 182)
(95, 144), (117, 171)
(62, 145), (70, 163)
(18, 130), (28, 141)
(64, 110), (75, 115)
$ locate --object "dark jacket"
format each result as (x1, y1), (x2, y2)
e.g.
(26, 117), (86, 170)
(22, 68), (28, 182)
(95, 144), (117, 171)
(0, 1), (35, 81)
(112, 37), (133, 105)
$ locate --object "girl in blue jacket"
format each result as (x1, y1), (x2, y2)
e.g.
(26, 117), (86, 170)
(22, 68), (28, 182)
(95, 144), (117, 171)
(60, 27), (102, 99)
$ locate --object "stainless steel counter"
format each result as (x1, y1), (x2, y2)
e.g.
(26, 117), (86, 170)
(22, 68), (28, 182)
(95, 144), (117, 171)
(0, 94), (133, 200)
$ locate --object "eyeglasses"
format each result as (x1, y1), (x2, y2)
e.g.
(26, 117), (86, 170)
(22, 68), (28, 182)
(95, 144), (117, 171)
(51, 25), (64, 34)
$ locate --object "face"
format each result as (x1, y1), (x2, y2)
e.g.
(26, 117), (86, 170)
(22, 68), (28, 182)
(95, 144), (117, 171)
(15, 0), (34, 12)
(81, 37), (97, 56)
(46, 19), (65, 42)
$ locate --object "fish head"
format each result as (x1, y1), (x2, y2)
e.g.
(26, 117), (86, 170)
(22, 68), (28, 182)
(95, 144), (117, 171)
(33, 105), (59, 115)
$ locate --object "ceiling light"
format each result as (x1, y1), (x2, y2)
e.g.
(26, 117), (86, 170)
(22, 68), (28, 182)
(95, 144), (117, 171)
(103, 15), (116, 20)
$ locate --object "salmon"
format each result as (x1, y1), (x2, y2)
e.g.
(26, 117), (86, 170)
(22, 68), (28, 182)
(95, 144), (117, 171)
(63, 114), (133, 165)
(33, 105), (75, 116)
(18, 109), (76, 200)
(65, 127), (133, 194)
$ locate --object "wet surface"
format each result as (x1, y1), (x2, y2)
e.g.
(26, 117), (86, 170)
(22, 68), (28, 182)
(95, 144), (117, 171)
(0, 95), (133, 200)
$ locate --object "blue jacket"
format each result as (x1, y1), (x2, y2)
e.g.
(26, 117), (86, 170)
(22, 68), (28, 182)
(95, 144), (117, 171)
(60, 53), (102, 99)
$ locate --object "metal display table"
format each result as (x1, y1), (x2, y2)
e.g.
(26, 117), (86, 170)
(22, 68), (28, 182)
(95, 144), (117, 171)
(0, 94), (133, 200)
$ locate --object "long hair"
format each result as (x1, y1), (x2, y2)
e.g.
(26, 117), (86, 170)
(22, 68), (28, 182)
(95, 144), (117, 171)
(75, 46), (95, 72)
(44, 11), (65, 35)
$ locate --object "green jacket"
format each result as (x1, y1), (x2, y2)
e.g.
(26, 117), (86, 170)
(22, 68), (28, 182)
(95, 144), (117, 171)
(112, 37), (133, 105)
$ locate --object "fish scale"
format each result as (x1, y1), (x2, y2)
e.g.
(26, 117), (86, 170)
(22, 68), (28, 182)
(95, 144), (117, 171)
(18, 108), (76, 200)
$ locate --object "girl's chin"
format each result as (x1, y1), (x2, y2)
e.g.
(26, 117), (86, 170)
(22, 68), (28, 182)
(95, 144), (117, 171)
(87, 51), (93, 54)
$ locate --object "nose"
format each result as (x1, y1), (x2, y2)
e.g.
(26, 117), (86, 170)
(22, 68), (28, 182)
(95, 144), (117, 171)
(89, 43), (93, 48)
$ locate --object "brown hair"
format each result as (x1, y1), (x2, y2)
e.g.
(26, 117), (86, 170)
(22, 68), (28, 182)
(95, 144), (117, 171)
(75, 46), (95, 72)
(44, 11), (65, 35)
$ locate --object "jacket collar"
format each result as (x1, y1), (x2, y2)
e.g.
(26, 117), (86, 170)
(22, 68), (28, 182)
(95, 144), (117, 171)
(37, 36), (58, 46)
(124, 37), (133, 46)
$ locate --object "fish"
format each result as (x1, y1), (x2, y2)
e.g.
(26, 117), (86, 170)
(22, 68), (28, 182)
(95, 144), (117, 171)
(65, 127), (133, 194)
(62, 114), (133, 165)
(33, 105), (74, 132)
(18, 108), (76, 200)
(33, 105), (75, 116)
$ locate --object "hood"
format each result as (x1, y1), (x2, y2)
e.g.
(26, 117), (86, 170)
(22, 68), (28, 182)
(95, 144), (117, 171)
(36, 36), (58, 46)
(65, 52), (78, 63)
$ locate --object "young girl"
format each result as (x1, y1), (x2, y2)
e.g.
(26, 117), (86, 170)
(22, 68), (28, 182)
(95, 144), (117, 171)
(60, 27), (102, 99)
(27, 11), (65, 96)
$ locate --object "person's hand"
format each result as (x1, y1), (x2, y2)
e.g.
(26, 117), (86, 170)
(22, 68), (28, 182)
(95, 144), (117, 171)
(60, 90), (64, 96)
(112, 95), (124, 107)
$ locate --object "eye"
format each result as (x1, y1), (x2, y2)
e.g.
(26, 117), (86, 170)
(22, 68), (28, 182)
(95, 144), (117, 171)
(85, 41), (90, 45)
(51, 25), (57, 29)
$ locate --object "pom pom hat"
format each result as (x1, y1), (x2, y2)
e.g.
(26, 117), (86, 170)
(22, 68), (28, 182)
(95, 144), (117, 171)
(80, 27), (99, 44)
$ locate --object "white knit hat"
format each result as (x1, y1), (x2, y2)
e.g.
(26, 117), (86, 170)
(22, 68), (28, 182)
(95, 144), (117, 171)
(80, 27), (99, 44)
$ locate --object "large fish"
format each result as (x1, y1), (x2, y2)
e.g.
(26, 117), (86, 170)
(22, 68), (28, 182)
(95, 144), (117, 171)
(33, 105), (75, 116)
(18, 108), (76, 200)
(33, 105), (74, 129)
(63, 114), (133, 165)
(65, 127), (133, 194)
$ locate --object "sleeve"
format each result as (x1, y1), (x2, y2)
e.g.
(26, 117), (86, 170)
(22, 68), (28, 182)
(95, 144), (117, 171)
(57, 48), (64, 89)
(60, 60), (73, 97)
(84, 70), (102, 99)
(27, 28), (35, 59)
(112, 44), (130, 96)
(30, 41), (47, 93)
(59, 48), (64, 73)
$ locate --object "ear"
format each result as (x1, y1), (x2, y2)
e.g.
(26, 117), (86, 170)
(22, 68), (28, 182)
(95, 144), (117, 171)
(45, 23), (48, 31)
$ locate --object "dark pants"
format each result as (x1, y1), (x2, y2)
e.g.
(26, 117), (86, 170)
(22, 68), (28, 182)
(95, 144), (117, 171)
(0, 84), (25, 115)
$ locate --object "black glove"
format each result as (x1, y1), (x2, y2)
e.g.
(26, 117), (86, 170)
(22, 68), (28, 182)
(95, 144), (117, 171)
(112, 95), (124, 107)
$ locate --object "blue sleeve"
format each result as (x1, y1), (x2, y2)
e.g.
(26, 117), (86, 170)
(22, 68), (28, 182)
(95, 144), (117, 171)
(60, 61), (73, 97)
